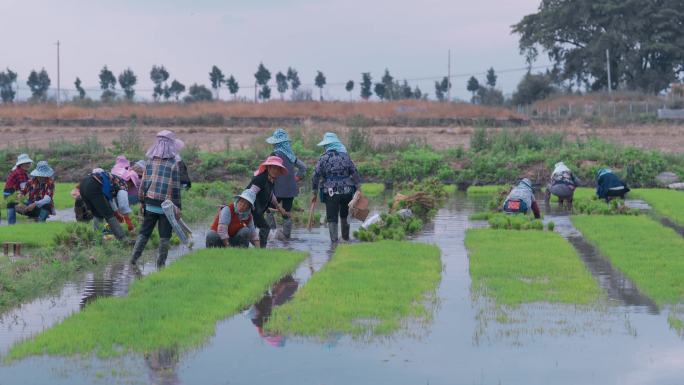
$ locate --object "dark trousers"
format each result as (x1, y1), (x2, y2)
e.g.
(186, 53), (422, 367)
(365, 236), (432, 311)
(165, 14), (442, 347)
(140, 211), (172, 239)
(325, 193), (353, 223)
(277, 197), (294, 212)
(80, 176), (114, 219)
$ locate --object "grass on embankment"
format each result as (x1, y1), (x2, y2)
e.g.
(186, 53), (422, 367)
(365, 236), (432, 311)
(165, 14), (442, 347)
(0, 222), (69, 247)
(53, 183), (75, 210)
(266, 241), (441, 337)
(466, 229), (600, 306)
(572, 215), (684, 305)
(361, 183), (385, 198)
(7, 247), (306, 361)
(466, 185), (506, 196)
(631, 189), (684, 226)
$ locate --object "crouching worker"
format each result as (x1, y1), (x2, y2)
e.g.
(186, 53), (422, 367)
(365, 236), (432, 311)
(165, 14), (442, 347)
(206, 189), (260, 248)
(3, 154), (33, 225)
(596, 168), (630, 202)
(545, 161), (578, 210)
(503, 178), (541, 219)
(130, 130), (184, 267)
(78, 168), (133, 240)
(21, 161), (56, 222)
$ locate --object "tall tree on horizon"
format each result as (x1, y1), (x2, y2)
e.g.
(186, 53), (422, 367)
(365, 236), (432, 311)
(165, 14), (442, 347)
(118, 68), (137, 101)
(26, 68), (51, 102)
(0, 69), (18, 103)
(99, 66), (117, 102)
(314, 71), (326, 101)
(345, 80), (354, 101)
(150, 65), (170, 102)
(286, 67), (301, 100)
(226, 75), (239, 101)
(275, 71), (289, 100)
(209, 65), (225, 99)
(360, 72), (372, 100)
(254, 62), (272, 102)
(74, 77), (86, 99)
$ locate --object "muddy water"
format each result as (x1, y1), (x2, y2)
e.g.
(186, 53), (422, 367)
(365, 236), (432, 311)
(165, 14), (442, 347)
(2, 196), (684, 384)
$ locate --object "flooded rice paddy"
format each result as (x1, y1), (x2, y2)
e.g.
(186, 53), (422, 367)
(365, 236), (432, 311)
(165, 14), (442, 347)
(1, 195), (684, 384)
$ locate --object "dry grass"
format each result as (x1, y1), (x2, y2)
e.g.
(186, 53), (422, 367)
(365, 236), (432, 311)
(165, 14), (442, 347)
(532, 91), (663, 110)
(0, 100), (522, 121)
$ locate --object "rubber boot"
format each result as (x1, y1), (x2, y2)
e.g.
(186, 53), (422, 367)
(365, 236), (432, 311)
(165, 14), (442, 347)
(328, 222), (339, 243)
(341, 218), (350, 241)
(157, 238), (171, 268)
(266, 212), (277, 229)
(105, 216), (127, 241)
(130, 234), (149, 265)
(282, 217), (293, 240)
(93, 216), (104, 232)
(259, 227), (269, 248)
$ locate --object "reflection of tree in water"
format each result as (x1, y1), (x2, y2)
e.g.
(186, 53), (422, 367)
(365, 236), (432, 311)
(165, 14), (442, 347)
(249, 275), (299, 347)
(145, 345), (180, 385)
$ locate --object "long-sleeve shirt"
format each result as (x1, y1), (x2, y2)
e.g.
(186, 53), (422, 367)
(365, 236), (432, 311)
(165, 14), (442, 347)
(246, 172), (279, 216)
(312, 150), (360, 191)
(216, 204), (258, 242)
(139, 157), (182, 209)
(272, 150), (307, 198)
(23, 178), (55, 209)
(4, 168), (30, 193)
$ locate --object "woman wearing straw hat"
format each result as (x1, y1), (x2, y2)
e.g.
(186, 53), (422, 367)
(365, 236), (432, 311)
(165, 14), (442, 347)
(311, 132), (361, 242)
(130, 130), (184, 267)
(21, 161), (56, 222)
(266, 128), (307, 240)
(3, 153), (33, 225)
(206, 189), (260, 248)
(246, 156), (290, 248)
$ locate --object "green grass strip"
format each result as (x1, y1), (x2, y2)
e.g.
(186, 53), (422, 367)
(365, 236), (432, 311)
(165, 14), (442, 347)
(53, 183), (75, 210)
(7, 248), (306, 361)
(266, 241), (441, 337)
(572, 215), (684, 304)
(466, 185), (507, 196)
(549, 187), (594, 202)
(631, 188), (684, 226)
(0, 222), (68, 247)
(466, 229), (600, 306)
(360, 183), (385, 198)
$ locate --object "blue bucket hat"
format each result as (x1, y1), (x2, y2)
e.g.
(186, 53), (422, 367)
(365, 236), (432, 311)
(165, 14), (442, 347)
(317, 132), (341, 147)
(266, 128), (290, 144)
(30, 161), (54, 178)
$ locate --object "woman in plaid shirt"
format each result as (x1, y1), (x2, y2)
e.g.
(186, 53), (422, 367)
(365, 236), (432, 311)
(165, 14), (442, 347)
(130, 130), (184, 268)
(3, 153), (33, 224)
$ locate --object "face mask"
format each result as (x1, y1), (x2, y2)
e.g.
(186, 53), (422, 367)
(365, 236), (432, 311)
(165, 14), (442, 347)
(235, 199), (251, 220)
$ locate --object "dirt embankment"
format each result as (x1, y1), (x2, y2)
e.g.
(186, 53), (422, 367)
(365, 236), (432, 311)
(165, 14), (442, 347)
(2, 121), (684, 154)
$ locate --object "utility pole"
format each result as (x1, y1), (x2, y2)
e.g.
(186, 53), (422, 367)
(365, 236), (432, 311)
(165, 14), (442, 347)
(56, 40), (61, 105)
(606, 49), (612, 94)
(447, 49), (451, 102)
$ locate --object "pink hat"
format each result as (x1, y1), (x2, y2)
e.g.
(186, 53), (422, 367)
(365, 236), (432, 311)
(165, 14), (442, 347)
(254, 155), (288, 177)
(121, 170), (140, 187)
(111, 155), (130, 178)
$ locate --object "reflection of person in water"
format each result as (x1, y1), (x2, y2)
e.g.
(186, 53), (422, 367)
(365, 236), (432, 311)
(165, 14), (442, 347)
(248, 275), (299, 347)
(145, 346), (180, 385)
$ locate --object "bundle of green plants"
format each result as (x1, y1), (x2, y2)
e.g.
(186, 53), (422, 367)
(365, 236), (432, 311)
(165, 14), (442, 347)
(7, 247), (306, 360)
(630, 189), (684, 226)
(360, 183), (385, 198)
(466, 229), (600, 306)
(52, 223), (99, 249)
(571, 197), (640, 216)
(572, 215), (684, 304)
(266, 241), (441, 337)
(486, 213), (544, 231)
(354, 212), (423, 242)
(398, 178), (449, 200)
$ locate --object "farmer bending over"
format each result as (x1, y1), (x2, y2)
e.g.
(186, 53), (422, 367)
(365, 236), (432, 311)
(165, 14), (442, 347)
(544, 161), (579, 210)
(206, 189), (260, 248)
(246, 156), (290, 248)
(78, 168), (133, 241)
(596, 168), (630, 202)
(503, 178), (540, 219)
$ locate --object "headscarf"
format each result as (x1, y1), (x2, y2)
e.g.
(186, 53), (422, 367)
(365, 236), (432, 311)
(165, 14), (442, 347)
(597, 168), (612, 179)
(146, 130), (184, 161)
(274, 141), (297, 163)
(517, 178), (534, 193)
(324, 142), (347, 154)
(234, 198), (252, 221)
(552, 162), (571, 176)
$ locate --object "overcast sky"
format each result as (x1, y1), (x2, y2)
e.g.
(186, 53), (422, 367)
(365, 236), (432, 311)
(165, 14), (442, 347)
(1, 0), (551, 101)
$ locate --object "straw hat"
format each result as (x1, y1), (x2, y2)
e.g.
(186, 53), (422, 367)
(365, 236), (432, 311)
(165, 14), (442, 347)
(30, 161), (54, 178)
(265, 128), (291, 144)
(14, 153), (33, 168)
(254, 155), (288, 177)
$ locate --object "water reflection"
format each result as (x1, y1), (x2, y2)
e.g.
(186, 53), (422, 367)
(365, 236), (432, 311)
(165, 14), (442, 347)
(145, 346), (180, 385)
(247, 275), (299, 347)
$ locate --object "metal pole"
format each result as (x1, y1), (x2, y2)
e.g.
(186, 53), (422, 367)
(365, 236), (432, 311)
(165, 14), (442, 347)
(447, 49), (451, 102)
(606, 49), (612, 94)
(56, 40), (61, 105)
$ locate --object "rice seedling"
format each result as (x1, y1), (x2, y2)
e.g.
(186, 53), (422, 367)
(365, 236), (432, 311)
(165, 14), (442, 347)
(486, 213), (544, 230)
(266, 241), (441, 337)
(571, 196), (640, 215)
(466, 229), (600, 306)
(354, 212), (423, 242)
(360, 183), (385, 198)
(0, 222), (69, 247)
(7, 247), (306, 360)
(572, 215), (684, 304)
(547, 187), (594, 202)
(53, 183), (76, 210)
(466, 185), (507, 196)
(630, 188), (684, 226)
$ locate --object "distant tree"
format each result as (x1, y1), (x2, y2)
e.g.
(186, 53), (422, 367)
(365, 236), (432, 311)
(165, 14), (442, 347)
(118, 68), (137, 101)
(440, 77), (451, 100)
(434, 80), (445, 101)
(314, 71), (326, 101)
(374, 83), (386, 101)
(486, 67), (497, 88)
(209, 65), (225, 99)
(345, 80), (354, 101)
(254, 63), (271, 101)
(0, 69), (18, 103)
(474, 87), (505, 106)
(184, 84), (213, 103)
(275, 71), (288, 100)
(226, 75), (239, 100)
(74, 77), (86, 99)
(401, 80), (413, 99)
(381, 69), (394, 99)
(99, 66), (117, 102)
(168, 79), (185, 101)
(511, 72), (556, 106)
(150, 65), (170, 101)
(413, 86), (423, 100)
(163, 85), (171, 101)
(360, 72), (372, 100)
(26, 68), (51, 102)
(466, 76), (480, 97)
(286, 67), (301, 97)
